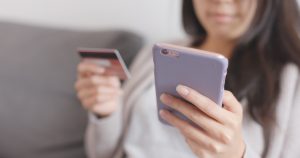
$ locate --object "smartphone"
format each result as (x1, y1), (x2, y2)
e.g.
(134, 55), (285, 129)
(78, 48), (131, 80)
(153, 43), (228, 125)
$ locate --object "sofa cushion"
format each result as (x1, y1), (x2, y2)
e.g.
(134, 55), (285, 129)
(0, 21), (143, 158)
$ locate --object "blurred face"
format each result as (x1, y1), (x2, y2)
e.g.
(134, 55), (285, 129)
(193, 0), (258, 41)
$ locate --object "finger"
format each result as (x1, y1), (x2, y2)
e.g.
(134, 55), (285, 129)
(92, 100), (119, 117)
(75, 77), (102, 90)
(81, 94), (116, 109)
(160, 110), (223, 153)
(107, 76), (121, 88)
(175, 84), (232, 124)
(185, 139), (207, 158)
(223, 91), (243, 115)
(77, 86), (120, 99)
(77, 71), (92, 78)
(78, 62), (105, 77)
(75, 76), (120, 90)
(160, 94), (232, 144)
(77, 88), (95, 99)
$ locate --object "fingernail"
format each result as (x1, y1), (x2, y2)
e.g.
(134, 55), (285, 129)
(159, 109), (169, 119)
(160, 93), (170, 103)
(176, 85), (190, 96)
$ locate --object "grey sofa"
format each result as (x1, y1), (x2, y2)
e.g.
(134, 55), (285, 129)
(0, 21), (144, 158)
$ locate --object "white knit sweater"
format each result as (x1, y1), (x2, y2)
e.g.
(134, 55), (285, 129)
(85, 44), (300, 158)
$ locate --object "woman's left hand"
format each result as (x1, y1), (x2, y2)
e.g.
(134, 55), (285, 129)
(159, 85), (245, 158)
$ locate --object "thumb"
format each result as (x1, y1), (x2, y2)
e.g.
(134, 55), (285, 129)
(222, 91), (243, 116)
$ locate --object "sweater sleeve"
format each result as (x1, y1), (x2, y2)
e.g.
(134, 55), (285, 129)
(279, 71), (300, 158)
(85, 106), (123, 158)
(243, 145), (262, 158)
(84, 45), (153, 158)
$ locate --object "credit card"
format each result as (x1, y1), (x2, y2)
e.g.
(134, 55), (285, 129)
(78, 48), (131, 80)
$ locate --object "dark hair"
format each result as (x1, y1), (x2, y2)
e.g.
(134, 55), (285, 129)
(183, 0), (300, 156)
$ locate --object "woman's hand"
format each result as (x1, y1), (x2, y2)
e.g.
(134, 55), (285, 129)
(75, 62), (122, 117)
(159, 85), (245, 158)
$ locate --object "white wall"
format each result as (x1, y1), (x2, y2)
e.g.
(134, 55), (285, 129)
(0, 0), (185, 42)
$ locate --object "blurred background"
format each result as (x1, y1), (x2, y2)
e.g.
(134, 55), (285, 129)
(0, 0), (185, 42)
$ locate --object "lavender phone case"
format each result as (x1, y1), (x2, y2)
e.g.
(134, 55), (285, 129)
(153, 43), (228, 125)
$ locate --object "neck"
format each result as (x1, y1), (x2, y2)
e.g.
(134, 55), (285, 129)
(199, 36), (235, 58)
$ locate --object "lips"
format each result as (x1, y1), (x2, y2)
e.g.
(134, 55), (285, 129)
(209, 12), (235, 23)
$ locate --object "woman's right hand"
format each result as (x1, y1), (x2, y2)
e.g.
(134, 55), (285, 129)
(75, 62), (123, 117)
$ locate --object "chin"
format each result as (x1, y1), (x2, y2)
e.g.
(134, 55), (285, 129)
(210, 31), (233, 39)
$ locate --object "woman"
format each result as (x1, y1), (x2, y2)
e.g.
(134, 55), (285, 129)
(75, 0), (300, 157)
